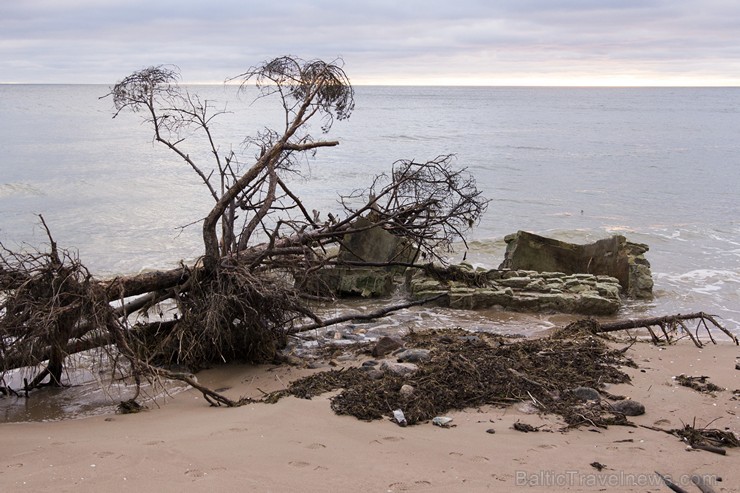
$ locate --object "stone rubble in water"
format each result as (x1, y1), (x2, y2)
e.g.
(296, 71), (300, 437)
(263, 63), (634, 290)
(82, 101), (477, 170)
(406, 231), (655, 316)
(301, 225), (654, 316)
(407, 266), (624, 316)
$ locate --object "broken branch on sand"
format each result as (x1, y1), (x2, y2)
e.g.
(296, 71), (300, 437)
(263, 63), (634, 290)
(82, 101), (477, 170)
(641, 418), (740, 454)
(586, 313), (738, 347)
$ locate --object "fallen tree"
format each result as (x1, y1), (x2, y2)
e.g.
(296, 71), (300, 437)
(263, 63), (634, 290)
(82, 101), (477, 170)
(0, 57), (488, 402)
(560, 313), (739, 347)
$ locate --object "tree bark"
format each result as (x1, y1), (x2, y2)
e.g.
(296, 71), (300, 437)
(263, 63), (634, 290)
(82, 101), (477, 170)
(100, 266), (191, 299)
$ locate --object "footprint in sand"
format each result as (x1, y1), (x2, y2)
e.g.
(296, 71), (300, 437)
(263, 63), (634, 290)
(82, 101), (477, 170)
(209, 427), (248, 437)
(93, 451), (115, 459)
(448, 451), (464, 457)
(491, 473), (513, 482)
(185, 469), (206, 479)
(371, 436), (405, 445)
(144, 440), (165, 446)
(470, 455), (490, 463)
(306, 443), (326, 450)
(288, 461), (311, 468)
(388, 480), (432, 491)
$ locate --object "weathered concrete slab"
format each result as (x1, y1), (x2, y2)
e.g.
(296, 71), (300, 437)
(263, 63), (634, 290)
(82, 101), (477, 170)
(339, 216), (418, 270)
(499, 231), (653, 299)
(298, 216), (418, 298)
(407, 265), (622, 315)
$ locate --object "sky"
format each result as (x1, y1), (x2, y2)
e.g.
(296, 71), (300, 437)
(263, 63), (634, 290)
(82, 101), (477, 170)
(2, 0), (740, 86)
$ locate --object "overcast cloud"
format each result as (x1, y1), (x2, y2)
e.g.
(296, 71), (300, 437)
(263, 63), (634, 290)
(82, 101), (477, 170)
(2, 0), (739, 85)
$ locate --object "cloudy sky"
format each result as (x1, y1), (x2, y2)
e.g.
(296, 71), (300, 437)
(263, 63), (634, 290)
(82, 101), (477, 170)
(2, 0), (739, 86)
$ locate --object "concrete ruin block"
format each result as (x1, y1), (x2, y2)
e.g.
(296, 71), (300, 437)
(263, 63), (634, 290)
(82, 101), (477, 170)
(298, 266), (394, 298)
(500, 231), (653, 299)
(405, 256), (624, 314)
(300, 215), (420, 298)
(339, 216), (418, 271)
(336, 268), (395, 297)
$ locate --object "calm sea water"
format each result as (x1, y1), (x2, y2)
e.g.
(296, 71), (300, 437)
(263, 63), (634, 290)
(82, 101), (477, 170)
(1, 84), (739, 337)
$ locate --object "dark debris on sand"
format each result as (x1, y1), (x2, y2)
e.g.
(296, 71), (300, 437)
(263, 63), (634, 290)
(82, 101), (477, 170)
(675, 374), (724, 393)
(270, 321), (639, 428)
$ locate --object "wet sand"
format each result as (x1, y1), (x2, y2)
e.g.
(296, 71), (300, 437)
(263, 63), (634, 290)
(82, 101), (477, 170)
(1, 339), (738, 492)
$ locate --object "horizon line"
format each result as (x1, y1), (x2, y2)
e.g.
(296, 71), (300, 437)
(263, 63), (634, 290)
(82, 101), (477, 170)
(2, 81), (739, 89)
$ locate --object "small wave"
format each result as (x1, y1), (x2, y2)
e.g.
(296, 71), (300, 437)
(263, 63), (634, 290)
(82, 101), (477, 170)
(0, 182), (46, 198)
(692, 284), (723, 294)
(708, 232), (740, 247)
(499, 145), (554, 151)
(605, 225), (636, 233)
(650, 229), (689, 242)
(671, 269), (740, 283)
(379, 134), (439, 142)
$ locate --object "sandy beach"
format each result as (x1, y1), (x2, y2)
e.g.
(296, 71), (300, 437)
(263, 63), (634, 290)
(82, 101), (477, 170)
(2, 336), (738, 492)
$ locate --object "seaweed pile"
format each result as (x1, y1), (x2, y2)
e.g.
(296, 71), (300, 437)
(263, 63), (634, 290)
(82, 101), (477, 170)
(645, 419), (740, 455)
(273, 325), (637, 427)
(676, 423), (740, 451)
(675, 374), (724, 393)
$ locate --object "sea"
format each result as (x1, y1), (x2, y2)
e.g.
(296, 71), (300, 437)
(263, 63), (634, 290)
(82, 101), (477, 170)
(1, 84), (739, 420)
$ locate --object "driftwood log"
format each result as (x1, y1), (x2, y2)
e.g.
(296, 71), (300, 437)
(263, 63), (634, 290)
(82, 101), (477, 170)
(596, 312), (738, 347)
